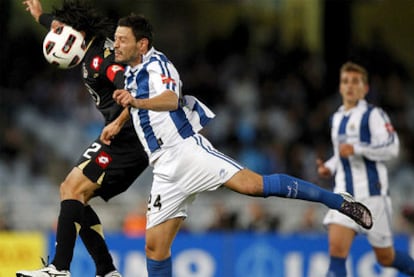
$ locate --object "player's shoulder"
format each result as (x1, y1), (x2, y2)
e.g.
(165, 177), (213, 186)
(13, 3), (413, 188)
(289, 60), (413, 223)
(370, 105), (391, 123)
(362, 101), (385, 117)
(84, 38), (117, 72)
(145, 48), (172, 68)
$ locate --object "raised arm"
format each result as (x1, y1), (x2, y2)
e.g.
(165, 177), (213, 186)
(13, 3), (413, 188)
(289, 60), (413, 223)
(23, 0), (62, 30)
(23, 0), (43, 22)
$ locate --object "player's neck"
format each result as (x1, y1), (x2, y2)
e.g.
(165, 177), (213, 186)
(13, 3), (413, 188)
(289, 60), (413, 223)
(343, 100), (358, 111)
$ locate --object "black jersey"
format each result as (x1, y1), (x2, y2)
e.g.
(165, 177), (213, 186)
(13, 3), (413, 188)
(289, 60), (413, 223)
(40, 13), (130, 126)
(38, 14), (148, 201)
(81, 37), (130, 126)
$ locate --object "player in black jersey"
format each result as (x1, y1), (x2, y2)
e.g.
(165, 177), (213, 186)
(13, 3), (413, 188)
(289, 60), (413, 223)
(18, 1), (148, 277)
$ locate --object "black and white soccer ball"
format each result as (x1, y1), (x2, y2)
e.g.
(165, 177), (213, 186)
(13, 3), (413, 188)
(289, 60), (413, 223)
(42, 25), (86, 69)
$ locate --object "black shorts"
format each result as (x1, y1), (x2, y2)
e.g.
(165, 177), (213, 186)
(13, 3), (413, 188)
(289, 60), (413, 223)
(76, 124), (148, 201)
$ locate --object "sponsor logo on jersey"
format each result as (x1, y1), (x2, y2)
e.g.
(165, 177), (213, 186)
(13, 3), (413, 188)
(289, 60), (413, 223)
(91, 56), (103, 71)
(219, 169), (228, 180)
(95, 151), (112, 169)
(287, 180), (299, 198)
(385, 122), (395, 133)
(107, 64), (124, 82)
(161, 74), (176, 85)
(104, 47), (111, 58)
(111, 65), (124, 73)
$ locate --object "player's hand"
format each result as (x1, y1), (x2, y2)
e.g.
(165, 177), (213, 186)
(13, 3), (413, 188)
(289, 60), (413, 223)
(100, 121), (122, 145)
(339, 143), (354, 158)
(51, 20), (65, 31)
(113, 89), (134, 108)
(23, 0), (43, 22)
(316, 158), (331, 178)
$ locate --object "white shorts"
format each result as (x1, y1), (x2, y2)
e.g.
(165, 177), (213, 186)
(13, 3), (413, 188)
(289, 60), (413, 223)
(146, 134), (243, 229)
(323, 195), (393, 248)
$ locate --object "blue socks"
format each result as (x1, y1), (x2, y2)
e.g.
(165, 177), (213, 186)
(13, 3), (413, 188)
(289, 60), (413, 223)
(326, 256), (347, 277)
(263, 174), (344, 210)
(391, 250), (414, 275)
(147, 257), (172, 277)
(325, 251), (414, 276)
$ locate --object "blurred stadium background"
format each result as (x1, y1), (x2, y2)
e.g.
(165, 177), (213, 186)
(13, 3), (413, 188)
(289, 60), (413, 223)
(1, 0), (414, 276)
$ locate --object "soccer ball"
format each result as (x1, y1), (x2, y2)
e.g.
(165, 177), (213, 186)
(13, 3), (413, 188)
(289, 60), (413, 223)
(42, 25), (86, 69)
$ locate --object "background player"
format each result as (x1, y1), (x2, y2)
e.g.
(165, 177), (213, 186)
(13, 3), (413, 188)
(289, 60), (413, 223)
(317, 61), (414, 276)
(18, 1), (149, 276)
(108, 14), (373, 276)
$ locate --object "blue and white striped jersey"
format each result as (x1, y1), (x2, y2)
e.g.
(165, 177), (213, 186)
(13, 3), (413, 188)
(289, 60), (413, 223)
(124, 47), (215, 163)
(324, 99), (399, 199)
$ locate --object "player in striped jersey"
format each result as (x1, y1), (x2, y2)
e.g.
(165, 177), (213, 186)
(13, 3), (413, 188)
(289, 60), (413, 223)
(317, 61), (414, 276)
(107, 15), (373, 277)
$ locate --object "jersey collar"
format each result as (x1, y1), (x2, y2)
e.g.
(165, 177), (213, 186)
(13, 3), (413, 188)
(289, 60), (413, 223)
(338, 99), (367, 114)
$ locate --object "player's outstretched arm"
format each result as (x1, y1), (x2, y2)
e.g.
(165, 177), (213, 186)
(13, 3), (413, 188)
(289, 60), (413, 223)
(23, 0), (43, 22)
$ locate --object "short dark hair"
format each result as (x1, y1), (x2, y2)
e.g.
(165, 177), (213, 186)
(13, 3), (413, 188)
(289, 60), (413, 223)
(118, 14), (153, 48)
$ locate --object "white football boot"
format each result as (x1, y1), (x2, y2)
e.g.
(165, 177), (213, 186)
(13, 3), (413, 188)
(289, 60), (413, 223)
(16, 264), (70, 277)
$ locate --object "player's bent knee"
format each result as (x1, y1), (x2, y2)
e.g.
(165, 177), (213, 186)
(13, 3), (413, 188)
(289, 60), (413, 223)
(225, 170), (263, 196)
(374, 247), (395, 267)
(376, 254), (394, 267)
(145, 244), (164, 260)
(377, 257), (394, 267)
(329, 244), (349, 257)
(240, 183), (263, 196)
(59, 177), (96, 201)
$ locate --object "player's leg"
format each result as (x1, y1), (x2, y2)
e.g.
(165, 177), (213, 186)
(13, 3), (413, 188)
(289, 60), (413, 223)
(142, 136), (213, 277)
(224, 169), (344, 209)
(79, 135), (147, 277)
(373, 247), (395, 266)
(143, 177), (189, 277)
(224, 169), (372, 229)
(225, 169), (345, 207)
(145, 217), (184, 277)
(188, 134), (371, 228)
(325, 224), (355, 277)
(79, 205), (118, 276)
(368, 196), (414, 275)
(16, 167), (96, 277)
(374, 247), (414, 275)
(52, 167), (99, 270)
(82, 163), (145, 277)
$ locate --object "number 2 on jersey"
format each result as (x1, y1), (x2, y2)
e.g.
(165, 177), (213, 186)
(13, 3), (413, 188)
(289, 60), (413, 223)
(82, 142), (102, 159)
